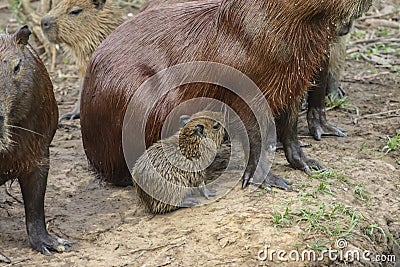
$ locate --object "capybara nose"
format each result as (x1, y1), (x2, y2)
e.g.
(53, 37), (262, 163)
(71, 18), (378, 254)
(40, 17), (54, 31)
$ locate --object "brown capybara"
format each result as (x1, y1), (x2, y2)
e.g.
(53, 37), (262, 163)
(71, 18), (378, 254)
(81, 0), (372, 190)
(41, 0), (124, 120)
(0, 26), (69, 255)
(133, 111), (226, 214)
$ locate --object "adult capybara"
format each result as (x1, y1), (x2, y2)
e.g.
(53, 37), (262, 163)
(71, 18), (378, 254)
(41, 0), (124, 120)
(133, 111), (226, 214)
(81, 0), (372, 189)
(0, 26), (69, 254)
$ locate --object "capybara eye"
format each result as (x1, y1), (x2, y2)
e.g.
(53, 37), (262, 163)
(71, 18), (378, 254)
(13, 59), (21, 75)
(213, 122), (221, 130)
(69, 8), (83, 15)
(194, 124), (205, 136)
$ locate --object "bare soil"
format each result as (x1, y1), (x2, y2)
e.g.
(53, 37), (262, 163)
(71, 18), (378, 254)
(1, 1), (399, 266)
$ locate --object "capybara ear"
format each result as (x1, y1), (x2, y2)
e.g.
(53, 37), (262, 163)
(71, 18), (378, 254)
(213, 122), (221, 130)
(194, 124), (205, 137)
(92, 0), (106, 10)
(14, 25), (31, 45)
(179, 115), (191, 128)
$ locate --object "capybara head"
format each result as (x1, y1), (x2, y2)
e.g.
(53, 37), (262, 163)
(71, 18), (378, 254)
(0, 26), (35, 151)
(41, 0), (123, 74)
(0, 25), (57, 157)
(178, 111), (226, 158)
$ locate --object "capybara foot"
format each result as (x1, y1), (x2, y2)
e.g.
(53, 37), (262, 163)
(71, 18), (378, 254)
(59, 105), (80, 121)
(285, 140), (326, 174)
(199, 183), (216, 199)
(262, 172), (292, 191)
(307, 106), (346, 141)
(31, 234), (71, 255)
(181, 197), (199, 207)
(0, 252), (11, 263)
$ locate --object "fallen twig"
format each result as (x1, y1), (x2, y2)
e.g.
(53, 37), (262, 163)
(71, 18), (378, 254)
(349, 38), (400, 46)
(364, 19), (400, 29)
(354, 109), (400, 124)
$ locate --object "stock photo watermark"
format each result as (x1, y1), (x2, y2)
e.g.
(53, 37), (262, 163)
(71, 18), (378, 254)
(257, 239), (397, 264)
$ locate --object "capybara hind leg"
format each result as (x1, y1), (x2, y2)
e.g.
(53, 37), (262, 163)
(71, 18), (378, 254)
(277, 105), (326, 174)
(307, 58), (346, 140)
(18, 153), (70, 254)
(307, 106), (346, 141)
(0, 252), (11, 263)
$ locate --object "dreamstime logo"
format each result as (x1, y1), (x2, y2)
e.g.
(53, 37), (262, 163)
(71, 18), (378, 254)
(258, 239), (397, 263)
(122, 61), (277, 206)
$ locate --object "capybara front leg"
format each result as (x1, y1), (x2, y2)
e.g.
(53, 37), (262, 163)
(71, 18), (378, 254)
(277, 105), (326, 174)
(18, 150), (70, 254)
(242, 128), (292, 190)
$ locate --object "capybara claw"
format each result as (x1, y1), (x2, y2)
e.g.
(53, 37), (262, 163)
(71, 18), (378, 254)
(40, 246), (51, 255)
(242, 178), (249, 189)
(262, 173), (292, 191)
(0, 252), (11, 263)
(34, 235), (71, 255)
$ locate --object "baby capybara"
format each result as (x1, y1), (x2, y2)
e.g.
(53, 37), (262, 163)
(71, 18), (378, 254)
(133, 111), (226, 214)
(0, 26), (69, 255)
(81, 0), (372, 189)
(41, 0), (124, 120)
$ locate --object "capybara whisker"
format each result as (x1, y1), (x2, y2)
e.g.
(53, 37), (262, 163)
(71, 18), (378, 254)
(6, 125), (45, 137)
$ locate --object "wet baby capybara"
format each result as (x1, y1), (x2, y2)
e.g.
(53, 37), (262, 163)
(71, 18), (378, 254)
(0, 26), (69, 254)
(41, 0), (124, 120)
(133, 111), (226, 214)
(81, 0), (372, 189)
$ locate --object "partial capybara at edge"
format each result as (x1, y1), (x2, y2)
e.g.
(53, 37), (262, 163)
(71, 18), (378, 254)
(0, 26), (70, 254)
(81, 0), (372, 189)
(133, 111), (226, 214)
(41, 0), (124, 120)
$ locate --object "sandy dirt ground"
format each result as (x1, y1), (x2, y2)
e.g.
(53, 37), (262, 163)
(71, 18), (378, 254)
(0, 0), (399, 266)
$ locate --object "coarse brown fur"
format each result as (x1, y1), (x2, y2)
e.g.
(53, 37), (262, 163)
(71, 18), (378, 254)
(133, 111), (225, 214)
(0, 26), (68, 254)
(41, 0), (124, 75)
(81, 0), (372, 187)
